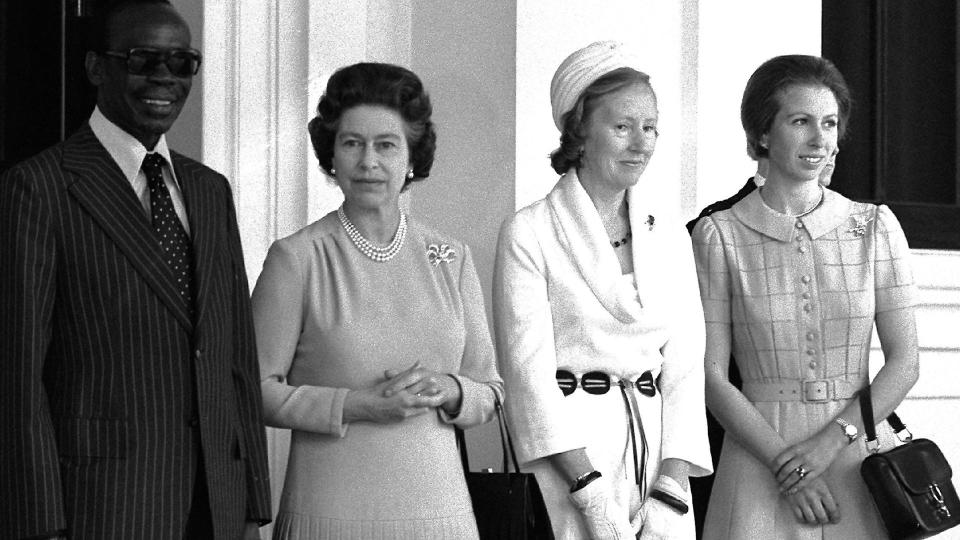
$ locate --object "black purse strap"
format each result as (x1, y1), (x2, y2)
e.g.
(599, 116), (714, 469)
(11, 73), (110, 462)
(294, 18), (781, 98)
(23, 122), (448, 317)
(858, 385), (912, 453)
(456, 393), (521, 474)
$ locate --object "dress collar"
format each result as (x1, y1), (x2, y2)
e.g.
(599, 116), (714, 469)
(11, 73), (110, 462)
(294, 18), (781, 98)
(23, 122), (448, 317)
(732, 187), (852, 242)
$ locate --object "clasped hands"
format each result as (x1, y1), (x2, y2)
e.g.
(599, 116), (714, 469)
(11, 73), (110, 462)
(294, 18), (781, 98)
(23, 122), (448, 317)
(770, 428), (847, 525)
(343, 361), (461, 424)
(569, 475), (689, 540)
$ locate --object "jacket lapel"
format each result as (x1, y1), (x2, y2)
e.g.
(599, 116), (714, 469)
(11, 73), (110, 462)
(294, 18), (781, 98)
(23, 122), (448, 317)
(62, 125), (193, 332)
(173, 153), (217, 329)
(626, 184), (657, 311)
(547, 172), (643, 324)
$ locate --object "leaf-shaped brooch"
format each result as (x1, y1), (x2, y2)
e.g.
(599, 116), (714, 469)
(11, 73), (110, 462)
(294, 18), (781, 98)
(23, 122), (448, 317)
(847, 215), (874, 238)
(427, 243), (456, 266)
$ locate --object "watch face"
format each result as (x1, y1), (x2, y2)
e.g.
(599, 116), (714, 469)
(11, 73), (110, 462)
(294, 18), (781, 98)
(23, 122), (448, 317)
(844, 425), (858, 437)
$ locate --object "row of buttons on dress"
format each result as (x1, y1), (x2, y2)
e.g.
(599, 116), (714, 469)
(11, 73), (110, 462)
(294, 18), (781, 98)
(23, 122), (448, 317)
(796, 221), (819, 372)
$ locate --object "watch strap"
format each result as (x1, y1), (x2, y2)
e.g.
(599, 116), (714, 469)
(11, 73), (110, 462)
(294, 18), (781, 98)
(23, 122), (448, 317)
(649, 489), (690, 515)
(570, 470), (602, 493)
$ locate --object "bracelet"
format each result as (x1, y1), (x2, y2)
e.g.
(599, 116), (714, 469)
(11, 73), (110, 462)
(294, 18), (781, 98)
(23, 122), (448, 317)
(570, 470), (602, 493)
(649, 489), (689, 515)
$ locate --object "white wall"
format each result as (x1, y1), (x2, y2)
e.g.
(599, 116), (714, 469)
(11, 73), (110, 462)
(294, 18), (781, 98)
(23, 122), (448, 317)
(871, 250), (960, 529)
(696, 2), (821, 212)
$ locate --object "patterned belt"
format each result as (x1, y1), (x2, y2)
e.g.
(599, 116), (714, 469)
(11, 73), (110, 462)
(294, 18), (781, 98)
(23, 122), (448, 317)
(556, 370), (657, 496)
(555, 370), (657, 397)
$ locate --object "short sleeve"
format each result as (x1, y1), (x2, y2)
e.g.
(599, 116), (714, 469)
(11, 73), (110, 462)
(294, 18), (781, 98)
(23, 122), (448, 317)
(874, 205), (916, 313)
(691, 216), (731, 324)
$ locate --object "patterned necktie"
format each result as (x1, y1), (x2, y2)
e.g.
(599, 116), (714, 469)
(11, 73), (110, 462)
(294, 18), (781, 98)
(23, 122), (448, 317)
(142, 153), (194, 313)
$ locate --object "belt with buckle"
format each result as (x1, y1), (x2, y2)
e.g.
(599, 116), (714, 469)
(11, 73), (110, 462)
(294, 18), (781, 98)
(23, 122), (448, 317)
(556, 370), (657, 496)
(742, 379), (861, 403)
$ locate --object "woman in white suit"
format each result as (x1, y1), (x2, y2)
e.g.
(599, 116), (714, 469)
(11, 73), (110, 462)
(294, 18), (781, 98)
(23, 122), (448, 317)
(493, 41), (712, 540)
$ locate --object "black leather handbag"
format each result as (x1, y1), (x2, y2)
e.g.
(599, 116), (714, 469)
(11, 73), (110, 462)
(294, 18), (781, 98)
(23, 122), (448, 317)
(456, 396), (555, 540)
(859, 386), (960, 539)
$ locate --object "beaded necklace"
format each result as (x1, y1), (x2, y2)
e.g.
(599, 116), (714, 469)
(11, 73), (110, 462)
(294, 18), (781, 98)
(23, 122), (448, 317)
(611, 231), (632, 248)
(337, 206), (407, 262)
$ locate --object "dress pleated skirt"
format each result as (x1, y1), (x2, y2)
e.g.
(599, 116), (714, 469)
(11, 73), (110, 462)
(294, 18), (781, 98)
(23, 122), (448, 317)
(272, 511), (480, 540)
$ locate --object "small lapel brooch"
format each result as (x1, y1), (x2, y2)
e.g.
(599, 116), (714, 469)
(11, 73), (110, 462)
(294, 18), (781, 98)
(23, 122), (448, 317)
(848, 215), (874, 238)
(646, 215), (656, 231)
(427, 243), (456, 266)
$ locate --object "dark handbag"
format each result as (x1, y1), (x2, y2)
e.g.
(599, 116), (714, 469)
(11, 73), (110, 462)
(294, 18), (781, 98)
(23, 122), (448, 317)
(858, 386), (960, 539)
(456, 396), (555, 539)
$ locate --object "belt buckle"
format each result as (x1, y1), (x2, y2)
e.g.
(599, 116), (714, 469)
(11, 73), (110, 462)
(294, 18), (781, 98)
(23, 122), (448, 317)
(802, 380), (831, 402)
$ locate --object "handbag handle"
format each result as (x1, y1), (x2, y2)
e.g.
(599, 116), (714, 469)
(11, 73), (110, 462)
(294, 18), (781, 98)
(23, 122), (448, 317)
(456, 392), (521, 474)
(858, 385), (913, 454)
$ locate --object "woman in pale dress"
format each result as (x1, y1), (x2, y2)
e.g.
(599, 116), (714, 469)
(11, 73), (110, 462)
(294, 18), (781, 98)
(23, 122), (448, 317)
(493, 41), (712, 540)
(691, 54), (919, 539)
(252, 62), (502, 540)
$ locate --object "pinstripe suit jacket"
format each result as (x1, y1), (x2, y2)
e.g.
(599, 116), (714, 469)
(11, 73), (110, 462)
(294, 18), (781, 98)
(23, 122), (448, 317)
(0, 125), (272, 540)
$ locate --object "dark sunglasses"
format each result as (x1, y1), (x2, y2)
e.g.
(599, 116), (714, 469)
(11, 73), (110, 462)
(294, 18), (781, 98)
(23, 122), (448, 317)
(102, 47), (202, 77)
(556, 369), (657, 397)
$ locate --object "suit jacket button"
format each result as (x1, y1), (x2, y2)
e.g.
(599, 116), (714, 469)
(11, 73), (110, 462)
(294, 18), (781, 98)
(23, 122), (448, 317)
(187, 416), (199, 427)
(194, 349), (202, 359)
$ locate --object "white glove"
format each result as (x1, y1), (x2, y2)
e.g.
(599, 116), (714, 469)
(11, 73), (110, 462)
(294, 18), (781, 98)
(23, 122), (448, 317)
(638, 476), (691, 540)
(638, 497), (686, 540)
(568, 475), (634, 540)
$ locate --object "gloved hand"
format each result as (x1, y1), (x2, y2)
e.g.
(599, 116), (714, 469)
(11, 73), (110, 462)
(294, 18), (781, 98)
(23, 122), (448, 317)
(638, 475), (691, 540)
(568, 475), (634, 539)
(638, 497), (687, 539)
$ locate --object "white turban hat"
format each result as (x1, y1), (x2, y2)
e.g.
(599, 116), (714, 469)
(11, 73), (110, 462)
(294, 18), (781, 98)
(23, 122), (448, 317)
(550, 40), (647, 131)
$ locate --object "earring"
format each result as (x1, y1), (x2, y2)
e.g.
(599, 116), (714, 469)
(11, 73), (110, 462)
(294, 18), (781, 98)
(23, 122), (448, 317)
(330, 167), (336, 176)
(406, 169), (414, 179)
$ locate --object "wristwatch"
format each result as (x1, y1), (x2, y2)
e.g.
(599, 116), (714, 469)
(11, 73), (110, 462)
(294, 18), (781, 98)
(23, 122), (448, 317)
(835, 417), (859, 443)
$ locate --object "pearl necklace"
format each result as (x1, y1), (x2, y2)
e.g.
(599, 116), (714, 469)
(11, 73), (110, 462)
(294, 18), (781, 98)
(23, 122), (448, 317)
(337, 206), (407, 262)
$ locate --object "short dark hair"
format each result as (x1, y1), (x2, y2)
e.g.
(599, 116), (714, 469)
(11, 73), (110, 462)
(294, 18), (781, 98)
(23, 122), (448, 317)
(308, 63), (436, 190)
(549, 68), (652, 175)
(90, 0), (175, 53)
(741, 55), (852, 159)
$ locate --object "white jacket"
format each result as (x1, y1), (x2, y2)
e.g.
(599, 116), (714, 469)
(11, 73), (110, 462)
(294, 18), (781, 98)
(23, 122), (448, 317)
(493, 170), (712, 475)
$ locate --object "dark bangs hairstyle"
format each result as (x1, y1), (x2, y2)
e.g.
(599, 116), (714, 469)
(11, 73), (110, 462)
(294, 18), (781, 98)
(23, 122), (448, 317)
(550, 67), (652, 175)
(741, 54), (852, 160)
(308, 62), (436, 190)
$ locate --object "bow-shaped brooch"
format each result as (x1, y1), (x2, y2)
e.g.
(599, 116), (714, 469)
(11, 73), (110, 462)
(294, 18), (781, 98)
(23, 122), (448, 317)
(645, 215), (656, 231)
(427, 243), (456, 266)
(847, 215), (874, 238)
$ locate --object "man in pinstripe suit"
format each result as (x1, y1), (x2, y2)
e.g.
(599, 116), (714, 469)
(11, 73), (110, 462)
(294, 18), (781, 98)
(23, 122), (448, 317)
(0, 1), (271, 538)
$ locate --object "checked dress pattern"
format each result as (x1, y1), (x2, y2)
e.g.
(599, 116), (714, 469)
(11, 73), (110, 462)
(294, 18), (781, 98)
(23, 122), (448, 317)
(143, 153), (194, 313)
